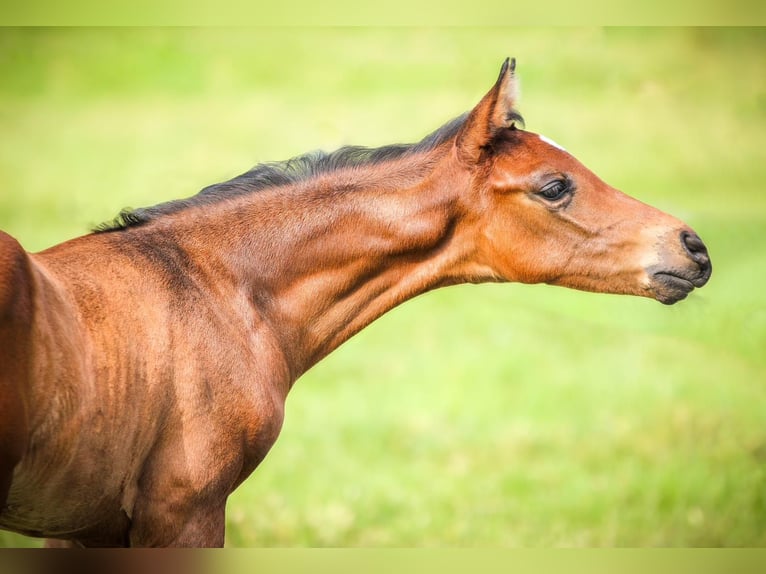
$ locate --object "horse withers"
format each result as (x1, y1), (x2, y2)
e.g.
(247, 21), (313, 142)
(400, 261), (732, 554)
(0, 58), (711, 547)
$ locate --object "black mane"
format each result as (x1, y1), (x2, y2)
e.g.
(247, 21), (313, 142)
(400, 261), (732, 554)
(95, 112), (481, 233)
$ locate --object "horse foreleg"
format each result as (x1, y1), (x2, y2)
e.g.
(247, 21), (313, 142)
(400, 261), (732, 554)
(128, 497), (227, 547)
(44, 538), (83, 548)
(126, 428), (240, 547)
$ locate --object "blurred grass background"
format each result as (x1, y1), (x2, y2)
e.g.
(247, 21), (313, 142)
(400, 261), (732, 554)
(0, 27), (764, 547)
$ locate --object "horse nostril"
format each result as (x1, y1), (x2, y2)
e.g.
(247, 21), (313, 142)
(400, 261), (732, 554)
(680, 231), (711, 283)
(681, 231), (708, 261)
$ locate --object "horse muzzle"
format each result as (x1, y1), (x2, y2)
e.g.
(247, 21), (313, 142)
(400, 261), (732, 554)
(648, 230), (712, 305)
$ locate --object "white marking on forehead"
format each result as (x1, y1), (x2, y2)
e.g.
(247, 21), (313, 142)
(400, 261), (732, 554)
(538, 134), (567, 152)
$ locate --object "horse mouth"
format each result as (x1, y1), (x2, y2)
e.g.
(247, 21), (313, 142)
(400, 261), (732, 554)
(651, 271), (698, 305)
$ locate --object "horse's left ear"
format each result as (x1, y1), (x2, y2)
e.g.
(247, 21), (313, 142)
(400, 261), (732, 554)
(456, 57), (520, 164)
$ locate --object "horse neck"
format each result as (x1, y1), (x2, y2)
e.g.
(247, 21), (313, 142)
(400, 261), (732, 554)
(178, 151), (481, 378)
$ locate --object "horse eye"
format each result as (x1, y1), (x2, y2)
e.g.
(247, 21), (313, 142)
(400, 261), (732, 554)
(538, 180), (570, 201)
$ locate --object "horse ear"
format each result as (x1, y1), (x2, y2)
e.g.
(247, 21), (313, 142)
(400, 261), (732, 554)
(456, 57), (520, 163)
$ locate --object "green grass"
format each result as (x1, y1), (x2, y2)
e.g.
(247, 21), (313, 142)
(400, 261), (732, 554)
(0, 27), (764, 547)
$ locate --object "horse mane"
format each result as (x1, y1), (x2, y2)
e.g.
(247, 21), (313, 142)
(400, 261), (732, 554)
(95, 111), (495, 233)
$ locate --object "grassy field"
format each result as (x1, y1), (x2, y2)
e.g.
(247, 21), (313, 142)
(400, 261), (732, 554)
(0, 27), (764, 547)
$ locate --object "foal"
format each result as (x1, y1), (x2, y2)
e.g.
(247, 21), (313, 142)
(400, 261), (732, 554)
(0, 59), (711, 546)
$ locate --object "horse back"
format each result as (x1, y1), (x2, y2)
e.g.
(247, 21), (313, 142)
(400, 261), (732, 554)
(0, 231), (33, 510)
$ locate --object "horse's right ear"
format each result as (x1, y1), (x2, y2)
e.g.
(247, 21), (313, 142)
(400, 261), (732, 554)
(455, 57), (521, 164)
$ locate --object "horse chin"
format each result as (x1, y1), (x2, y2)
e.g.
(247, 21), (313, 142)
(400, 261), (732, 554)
(649, 271), (696, 305)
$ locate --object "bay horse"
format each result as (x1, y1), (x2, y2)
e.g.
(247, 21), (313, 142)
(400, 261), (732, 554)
(0, 58), (711, 547)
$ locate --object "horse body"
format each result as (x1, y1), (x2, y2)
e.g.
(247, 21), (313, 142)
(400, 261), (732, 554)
(0, 59), (711, 546)
(2, 230), (292, 545)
